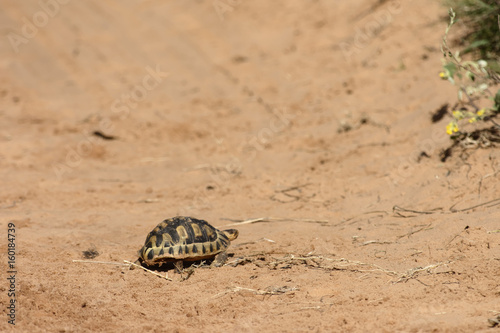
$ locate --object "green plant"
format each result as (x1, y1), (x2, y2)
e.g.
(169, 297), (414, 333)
(440, 8), (500, 138)
(444, 0), (500, 61)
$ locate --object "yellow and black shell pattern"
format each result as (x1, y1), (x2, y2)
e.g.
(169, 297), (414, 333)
(137, 216), (239, 266)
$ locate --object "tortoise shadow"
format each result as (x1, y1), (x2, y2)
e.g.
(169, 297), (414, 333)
(140, 259), (213, 272)
(139, 253), (236, 272)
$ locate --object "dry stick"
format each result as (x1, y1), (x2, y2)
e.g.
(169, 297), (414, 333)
(477, 171), (499, 198)
(72, 259), (129, 266)
(481, 153), (499, 199)
(397, 223), (433, 239)
(394, 197), (500, 216)
(234, 237), (276, 248)
(273, 255), (399, 277)
(187, 163), (241, 175)
(220, 217), (329, 228)
(279, 183), (312, 193)
(271, 183), (314, 203)
(449, 197), (500, 212)
(459, 86), (480, 111)
(489, 314), (500, 328)
(339, 210), (389, 224)
(267, 254), (452, 284)
(445, 225), (473, 249)
(362, 240), (393, 246)
(489, 118), (500, 129)
(213, 286), (298, 298)
(394, 262), (451, 283)
(124, 260), (172, 281)
(393, 205), (442, 217)
(73, 260), (172, 281)
(221, 217), (266, 226)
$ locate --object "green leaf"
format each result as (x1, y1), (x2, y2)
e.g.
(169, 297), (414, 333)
(494, 89), (500, 111)
(443, 62), (458, 79)
(474, 0), (494, 10)
(462, 40), (489, 54)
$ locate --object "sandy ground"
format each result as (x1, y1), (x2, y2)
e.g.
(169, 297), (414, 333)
(1, 0), (499, 332)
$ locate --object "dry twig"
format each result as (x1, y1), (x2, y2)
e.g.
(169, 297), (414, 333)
(477, 156), (498, 198)
(236, 254), (454, 285)
(362, 240), (393, 246)
(270, 183), (314, 203)
(488, 314), (500, 327)
(397, 223), (434, 239)
(267, 255), (399, 277)
(220, 216), (329, 228)
(391, 197), (500, 216)
(234, 237), (276, 248)
(393, 262), (452, 284)
(213, 286), (298, 298)
(220, 217), (330, 228)
(393, 205), (442, 217)
(450, 197), (500, 212)
(73, 259), (172, 281)
(72, 259), (129, 266)
(124, 260), (172, 281)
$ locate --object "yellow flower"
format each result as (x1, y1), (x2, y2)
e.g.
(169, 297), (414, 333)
(439, 72), (448, 79)
(446, 122), (459, 135)
(477, 109), (485, 116)
(469, 118), (477, 123)
(446, 122), (456, 135)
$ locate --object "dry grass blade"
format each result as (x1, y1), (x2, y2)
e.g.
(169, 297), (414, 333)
(270, 183), (315, 203)
(393, 262), (452, 284)
(222, 217), (266, 226)
(489, 311), (500, 327)
(397, 223), (434, 239)
(73, 259), (172, 281)
(362, 240), (393, 246)
(72, 259), (129, 266)
(220, 216), (329, 228)
(267, 255), (399, 277)
(213, 286), (298, 298)
(449, 197), (500, 213)
(339, 210), (389, 225)
(240, 254), (454, 286)
(393, 198), (500, 216)
(477, 170), (499, 198)
(124, 260), (172, 281)
(393, 205), (442, 217)
(233, 237), (276, 249)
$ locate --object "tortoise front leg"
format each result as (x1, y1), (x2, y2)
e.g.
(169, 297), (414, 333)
(173, 260), (184, 273)
(175, 260), (196, 281)
(211, 251), (228, 267)
(129, 258), (141, 270)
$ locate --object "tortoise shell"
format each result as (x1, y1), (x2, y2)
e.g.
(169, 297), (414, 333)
(137, 216), (239, 266)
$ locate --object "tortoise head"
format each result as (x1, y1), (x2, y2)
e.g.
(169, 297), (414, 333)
(222, 229), (239, 241)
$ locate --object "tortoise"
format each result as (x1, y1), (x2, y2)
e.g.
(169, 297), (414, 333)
(134, 216), (239, 271)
